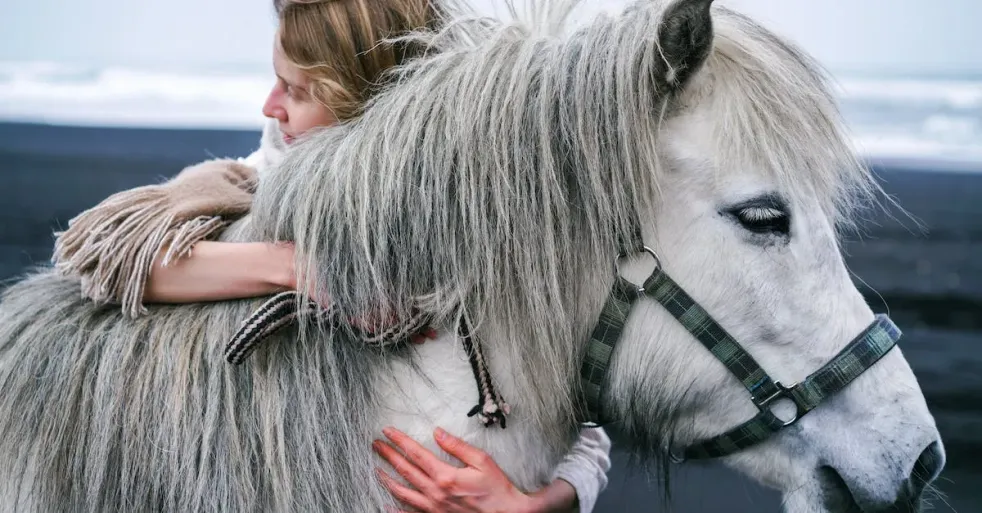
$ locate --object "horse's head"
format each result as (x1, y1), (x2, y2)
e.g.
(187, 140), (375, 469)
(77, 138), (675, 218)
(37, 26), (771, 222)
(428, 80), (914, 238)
(592, 0), (944, 510)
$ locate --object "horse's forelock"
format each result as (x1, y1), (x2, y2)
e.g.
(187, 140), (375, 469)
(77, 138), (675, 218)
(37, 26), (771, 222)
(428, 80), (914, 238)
(691, 8), (882, 233)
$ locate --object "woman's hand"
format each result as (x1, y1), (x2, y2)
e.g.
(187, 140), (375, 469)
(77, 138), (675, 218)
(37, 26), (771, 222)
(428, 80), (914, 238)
(373, 427), (578, 513)
(284, 245), (436, 344)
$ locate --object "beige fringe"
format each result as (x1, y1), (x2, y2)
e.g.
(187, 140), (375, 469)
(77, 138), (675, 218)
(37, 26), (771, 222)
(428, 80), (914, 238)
(51, 159), (257, 318)
(52, 185), (228, 318)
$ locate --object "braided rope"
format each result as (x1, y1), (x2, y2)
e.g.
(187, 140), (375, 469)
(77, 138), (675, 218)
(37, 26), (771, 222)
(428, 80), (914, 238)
(458, 314), (510, 428)
(225, 292), (335, 364)
(224, 293), (511, 429)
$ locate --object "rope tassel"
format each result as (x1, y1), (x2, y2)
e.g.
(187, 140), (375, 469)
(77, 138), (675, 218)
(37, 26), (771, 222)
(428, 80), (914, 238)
(459, 314), (511, 428)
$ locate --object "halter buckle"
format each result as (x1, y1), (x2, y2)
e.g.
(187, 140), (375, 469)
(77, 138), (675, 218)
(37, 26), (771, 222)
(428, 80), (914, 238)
(754, 381), (804, 428)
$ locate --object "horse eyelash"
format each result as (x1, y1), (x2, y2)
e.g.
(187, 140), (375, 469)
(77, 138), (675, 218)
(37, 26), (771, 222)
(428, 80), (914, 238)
(738, 207), (785, 221)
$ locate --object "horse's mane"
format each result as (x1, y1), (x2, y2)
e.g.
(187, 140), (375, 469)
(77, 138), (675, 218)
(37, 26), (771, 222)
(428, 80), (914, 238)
(251, 0), (879, 435)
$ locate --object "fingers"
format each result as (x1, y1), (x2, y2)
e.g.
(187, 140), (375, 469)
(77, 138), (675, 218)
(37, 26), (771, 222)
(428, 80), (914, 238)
(433, 428), (493, 470)
(380, 428), (454, 479)
(409, 328), (439, 344)
(376, 468), (433, 513)
(374, 437), (471, 512)
(373, 438), (436, 492)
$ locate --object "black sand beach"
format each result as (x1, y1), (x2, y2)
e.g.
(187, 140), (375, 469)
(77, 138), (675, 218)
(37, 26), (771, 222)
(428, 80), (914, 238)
(1, 121), (979, 511)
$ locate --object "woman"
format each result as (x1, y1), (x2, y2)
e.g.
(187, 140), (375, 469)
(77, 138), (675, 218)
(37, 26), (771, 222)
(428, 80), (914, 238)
(51, 1), (612, 511)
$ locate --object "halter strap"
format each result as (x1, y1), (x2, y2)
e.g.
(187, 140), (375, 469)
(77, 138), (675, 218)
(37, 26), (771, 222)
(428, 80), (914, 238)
(580, 276), (639, 425)
(579, 248), (902, 461)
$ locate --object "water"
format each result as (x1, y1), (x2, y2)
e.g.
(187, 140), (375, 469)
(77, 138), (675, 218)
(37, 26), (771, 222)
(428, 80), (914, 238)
(0, 61), (270, 130)
(1, 61), (982, 164)
(834, 73), (982, 162)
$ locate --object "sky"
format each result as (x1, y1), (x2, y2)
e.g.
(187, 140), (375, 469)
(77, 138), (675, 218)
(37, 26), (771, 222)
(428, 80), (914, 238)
(1, 0), (981, 75)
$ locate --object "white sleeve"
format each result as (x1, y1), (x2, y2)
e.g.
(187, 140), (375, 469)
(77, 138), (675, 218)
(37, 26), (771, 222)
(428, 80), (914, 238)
(550, 427), (612, 513)
(238, 148), (264, 168)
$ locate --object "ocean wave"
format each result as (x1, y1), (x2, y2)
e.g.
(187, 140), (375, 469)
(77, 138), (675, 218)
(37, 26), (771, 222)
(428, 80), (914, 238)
(851, 134), (982, 163)
(835, 77), (982, 110)
(0, 61), (270, 129)
(1, 61), (981, 162)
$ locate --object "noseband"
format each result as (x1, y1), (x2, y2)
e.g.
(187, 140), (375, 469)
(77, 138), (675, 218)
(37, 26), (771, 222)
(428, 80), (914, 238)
(579, 245), (902, 462)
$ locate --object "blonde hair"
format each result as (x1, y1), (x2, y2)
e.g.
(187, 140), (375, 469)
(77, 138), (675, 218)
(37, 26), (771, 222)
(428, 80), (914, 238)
(274, 0), (441, 121)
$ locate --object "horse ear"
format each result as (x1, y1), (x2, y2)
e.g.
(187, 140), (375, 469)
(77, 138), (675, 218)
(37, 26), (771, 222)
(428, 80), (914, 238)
(656, 0), (715, 90)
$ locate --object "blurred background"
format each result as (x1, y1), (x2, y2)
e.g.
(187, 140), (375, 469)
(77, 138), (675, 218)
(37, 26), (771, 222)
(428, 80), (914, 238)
(1, 0), (979, 511)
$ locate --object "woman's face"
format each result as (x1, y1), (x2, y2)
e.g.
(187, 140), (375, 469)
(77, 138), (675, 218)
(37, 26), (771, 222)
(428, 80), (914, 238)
(262, 34), (338, 145)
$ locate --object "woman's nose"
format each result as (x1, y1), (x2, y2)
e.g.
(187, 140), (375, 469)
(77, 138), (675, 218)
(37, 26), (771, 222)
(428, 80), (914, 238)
(262, 89), (287, 122)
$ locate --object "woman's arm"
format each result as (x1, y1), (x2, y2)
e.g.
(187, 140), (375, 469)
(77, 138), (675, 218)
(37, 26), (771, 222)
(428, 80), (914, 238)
(51, 159), (259, 316)
(143, 241), (296, 304)
(374, 427), (587, 513)
(549, 428), (612, 513)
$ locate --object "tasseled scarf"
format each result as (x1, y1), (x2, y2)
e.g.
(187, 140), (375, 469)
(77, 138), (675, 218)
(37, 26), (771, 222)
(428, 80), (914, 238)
(51, 159), (258, 317)
(49, 122), (510, 428)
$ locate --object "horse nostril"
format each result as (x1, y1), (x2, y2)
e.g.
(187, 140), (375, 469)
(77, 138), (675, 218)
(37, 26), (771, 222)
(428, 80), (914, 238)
(817, 466), (863, 513)
(907, 440), (946, 498)
(817, 441), (946, 513)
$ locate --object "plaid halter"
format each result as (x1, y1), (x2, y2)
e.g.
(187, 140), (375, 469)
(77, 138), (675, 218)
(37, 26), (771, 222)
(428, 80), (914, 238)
(579, 246), (901, 461)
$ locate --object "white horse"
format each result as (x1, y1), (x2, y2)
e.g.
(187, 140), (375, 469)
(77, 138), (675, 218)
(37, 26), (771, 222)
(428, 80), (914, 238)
(0, 0), (943, 511)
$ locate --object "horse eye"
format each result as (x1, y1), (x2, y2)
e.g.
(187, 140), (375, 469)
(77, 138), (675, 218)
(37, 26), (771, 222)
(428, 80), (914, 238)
(733, 206), (790, 236)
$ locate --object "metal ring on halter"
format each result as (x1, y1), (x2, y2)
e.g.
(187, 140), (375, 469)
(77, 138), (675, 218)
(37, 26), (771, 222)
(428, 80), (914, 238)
(615, 246), (662, 293)
(755, 381), (805, 428)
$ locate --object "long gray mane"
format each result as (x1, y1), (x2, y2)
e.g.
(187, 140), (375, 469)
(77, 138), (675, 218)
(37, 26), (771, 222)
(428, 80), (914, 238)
(252, 0), (878, 435)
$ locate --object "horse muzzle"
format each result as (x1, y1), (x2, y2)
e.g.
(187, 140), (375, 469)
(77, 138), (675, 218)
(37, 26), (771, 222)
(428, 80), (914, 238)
(818, 440), (946, 513)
